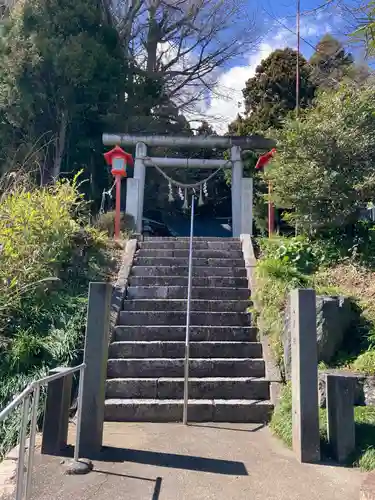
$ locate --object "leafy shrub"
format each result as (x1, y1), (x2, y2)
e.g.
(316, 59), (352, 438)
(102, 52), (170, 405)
(268, 83), (375, 233)
(253, 237), (315, 368)
(0, 175), (117, 458)
(352, 350), (375, 375)
(359, 448), (375, 471)
(259, 236), (325, 273)
(94, 210), (135, 238)
(0, 174), (104, 331)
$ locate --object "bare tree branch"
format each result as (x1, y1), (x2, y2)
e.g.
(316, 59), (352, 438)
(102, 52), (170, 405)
(108, 0), (259, 116)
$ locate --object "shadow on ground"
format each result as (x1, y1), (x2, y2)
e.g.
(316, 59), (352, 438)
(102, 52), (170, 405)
(93, 470), (162, 499)
(98, 447), (248, 476)
(190, 423), (266, 433)
(61, 443), (248, 476)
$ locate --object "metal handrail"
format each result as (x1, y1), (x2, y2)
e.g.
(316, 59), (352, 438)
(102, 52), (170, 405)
(183, 195), (195, 425)
(0, 363), (85, 500)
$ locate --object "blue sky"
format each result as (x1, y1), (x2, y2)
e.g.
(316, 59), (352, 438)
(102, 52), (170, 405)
(260, 0), (361, 57)
(200, 0), (365, 131)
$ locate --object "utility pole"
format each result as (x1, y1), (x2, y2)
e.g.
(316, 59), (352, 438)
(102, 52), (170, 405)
(296, 0), (301, 118)
(295, 0), (301, 236)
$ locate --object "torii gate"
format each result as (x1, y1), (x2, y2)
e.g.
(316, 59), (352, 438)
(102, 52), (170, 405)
(102, 133), (275, 237)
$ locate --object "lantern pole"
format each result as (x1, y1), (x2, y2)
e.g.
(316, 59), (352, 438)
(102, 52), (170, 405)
(103, 145), (133, 241)
(115, 175), (122, 239)
(255, 149), (276, 238)
(268, 181), (275, 237)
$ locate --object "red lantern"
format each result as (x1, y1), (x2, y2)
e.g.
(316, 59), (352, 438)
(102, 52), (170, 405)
(103, 145), (133, 178)
(103, 146), (134, 239)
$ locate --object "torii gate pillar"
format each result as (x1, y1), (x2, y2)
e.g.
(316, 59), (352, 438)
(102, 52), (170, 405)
(126, 142), (253, 237)
(231, 146), (242, 237)
(126, 142), (147, 232)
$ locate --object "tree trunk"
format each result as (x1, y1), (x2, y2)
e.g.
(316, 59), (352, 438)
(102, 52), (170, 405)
(52, 110), (68, 182)
(146, 6), (159, 75)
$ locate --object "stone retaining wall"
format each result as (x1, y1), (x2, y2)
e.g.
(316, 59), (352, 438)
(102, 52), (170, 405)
(318, 370), (375, 408)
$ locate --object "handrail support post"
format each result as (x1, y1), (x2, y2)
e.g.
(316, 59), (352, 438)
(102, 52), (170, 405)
(183, 195), (195, 425)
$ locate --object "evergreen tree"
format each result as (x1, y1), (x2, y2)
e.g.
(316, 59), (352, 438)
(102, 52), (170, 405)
(240, 48), (316, 133)
(196, 121), (217, 136)
(309, 34), (355, 89)
(0, 0), (127, 194)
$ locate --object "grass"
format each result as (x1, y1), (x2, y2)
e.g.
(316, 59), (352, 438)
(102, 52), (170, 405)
(270, 384), (375, 470)
(252, 236), (317, 372)
(256, 234), (375, 469)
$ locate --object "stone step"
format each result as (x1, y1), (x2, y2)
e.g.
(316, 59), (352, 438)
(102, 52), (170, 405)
(128, 276), (248, 287)
(130, 266), (246, 277)
(126, 286), (250, 300)
(114, 325), (258, 342)
(106, 377), (270, 400)
(143, 237), (240, 241)
(136, 249), (243, 259)
(118, 311), (251, 326)
(109, 341), (262, 359)
(107, 358), (265, 378)
(139, 241), (241, 250)
(104, 399), (273, 422)
(121, 299), (250, 313)
(133, 257), (245, 267)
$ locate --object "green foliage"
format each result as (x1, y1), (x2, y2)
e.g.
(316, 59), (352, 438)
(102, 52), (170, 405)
(253, 237), (314, 367)
(268, 83), (375, 233)
(270, 383), (293, 447)
(352, 1), (375, 56)
(309, 34), (355, 89)
(0, 174), (104, 332)
(95, 210), (135, 238)
(262, 236), (325, 274)
(359, 447), (375, 471)
(0, 365), (48, 458)
(353, 350), (375, 375)
(0, 176), (116, 457)
(0, 0), (127, 192)
(230, 48), (316, 135)
(272, 383), (375, 470)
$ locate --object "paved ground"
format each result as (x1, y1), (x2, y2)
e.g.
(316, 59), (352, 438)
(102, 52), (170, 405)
(25, 422), (362, 500)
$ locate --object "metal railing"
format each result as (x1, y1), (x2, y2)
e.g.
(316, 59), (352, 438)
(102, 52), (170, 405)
(183, 195), (195, 425)
(0, 363), (85, 500)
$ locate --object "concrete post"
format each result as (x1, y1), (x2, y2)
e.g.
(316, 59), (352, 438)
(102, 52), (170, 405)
(241, 177), (253, 236)
(326, 374), (355, 463)
(79, 282), (112, 457)
(41, 368), (72, 455)
(231, 146), (243, 237)
(125, 178), (139, 228)
(291, 288), (320, 463)
(133, 142), (147, 233)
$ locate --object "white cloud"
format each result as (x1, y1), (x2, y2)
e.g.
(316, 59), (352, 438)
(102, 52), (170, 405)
(195, 18), (332, 134)
(194, 42), (277, 133)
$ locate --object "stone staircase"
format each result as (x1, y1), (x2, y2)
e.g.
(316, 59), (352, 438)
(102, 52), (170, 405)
(104, 237), (273, 422)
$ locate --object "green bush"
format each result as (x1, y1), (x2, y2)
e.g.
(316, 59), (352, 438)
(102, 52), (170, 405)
(94, 210), (135, 237)
(352, 350), (375, 375)
(0, 175), (116, 458)
(268, 83), (375, 233)
(253, 237), (313, 368)
(0, 174), (105, 333)
(259, 236), (325, 273)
